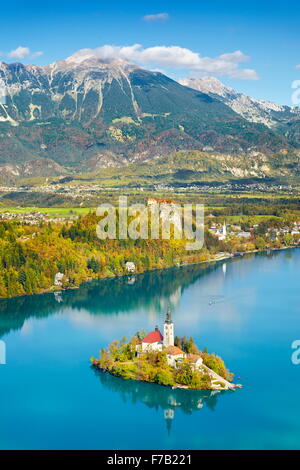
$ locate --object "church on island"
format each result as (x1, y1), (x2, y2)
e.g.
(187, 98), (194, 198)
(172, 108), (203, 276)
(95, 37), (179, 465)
(135, 309), (203, 370)
(92, 307), (238, 391)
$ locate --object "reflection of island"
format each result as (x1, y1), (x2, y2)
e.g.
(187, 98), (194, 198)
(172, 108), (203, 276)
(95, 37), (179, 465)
(94, 368), (226, 433)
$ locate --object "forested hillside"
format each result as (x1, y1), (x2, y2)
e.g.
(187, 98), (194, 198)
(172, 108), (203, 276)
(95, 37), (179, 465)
(0, 212), (299, 298)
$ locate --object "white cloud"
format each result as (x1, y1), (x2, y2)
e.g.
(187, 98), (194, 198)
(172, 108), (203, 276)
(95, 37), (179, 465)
(218, 51), (249, 63)
(68, 44), (258, 80)
(142, 13), (170, 21)
(8, 46), (30, 59)
(4, 46), (44, 60)
(296, 64), (300, 69)
(31, 51), (44, 59)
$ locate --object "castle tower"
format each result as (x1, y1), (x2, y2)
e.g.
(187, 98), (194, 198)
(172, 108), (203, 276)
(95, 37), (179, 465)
(163, 307), (174, 347)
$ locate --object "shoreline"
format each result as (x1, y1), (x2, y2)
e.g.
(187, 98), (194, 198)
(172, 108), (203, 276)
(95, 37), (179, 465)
(92, 365), (237, 392)
(91, 359), (238, 392)
(179, 244), (298, 268)
(0, 244), (298, 302)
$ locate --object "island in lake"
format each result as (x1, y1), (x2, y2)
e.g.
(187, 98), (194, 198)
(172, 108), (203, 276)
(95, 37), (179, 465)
(91, 309), (240, 391)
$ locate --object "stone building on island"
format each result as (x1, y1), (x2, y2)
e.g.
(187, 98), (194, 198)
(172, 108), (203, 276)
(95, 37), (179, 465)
(138, 327), (164, 353)
(135, 308), (235, 389)
(135, 308), (203, 370)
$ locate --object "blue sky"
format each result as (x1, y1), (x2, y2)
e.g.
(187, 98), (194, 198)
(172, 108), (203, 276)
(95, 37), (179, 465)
(1, 0), (300, 104)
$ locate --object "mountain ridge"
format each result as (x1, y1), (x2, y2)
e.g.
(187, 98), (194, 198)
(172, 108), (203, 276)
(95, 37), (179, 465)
(0, 55), (298, 181)
(179, 76), (300, 134)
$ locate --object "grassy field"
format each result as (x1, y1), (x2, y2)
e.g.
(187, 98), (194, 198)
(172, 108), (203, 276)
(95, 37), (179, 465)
(0, 207), (94, 217)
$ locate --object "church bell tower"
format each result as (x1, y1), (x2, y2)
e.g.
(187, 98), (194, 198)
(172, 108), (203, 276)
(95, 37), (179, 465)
(222, 221), (227, 237)
(163, 307), (174, 347)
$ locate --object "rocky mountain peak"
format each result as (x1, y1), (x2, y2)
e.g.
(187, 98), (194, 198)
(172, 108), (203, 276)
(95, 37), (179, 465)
(180, 76), (235, 99)
(50, 50), (139, 73)
(179, 76), (300, 128)
(0, 55), (297, 172)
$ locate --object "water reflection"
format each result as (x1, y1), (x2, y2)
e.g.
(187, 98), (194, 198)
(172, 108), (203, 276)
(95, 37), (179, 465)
(0, 250), (282, 339)
(222, 263), (227, 276)
(94, 369), (227, 434)
(0, 261), (229, 337)
(0, 248), (296, 450)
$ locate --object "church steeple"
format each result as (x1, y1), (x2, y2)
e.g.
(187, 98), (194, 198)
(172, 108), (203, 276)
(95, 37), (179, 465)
(163, 307), (174, 347)
(222, 221), (227, 237)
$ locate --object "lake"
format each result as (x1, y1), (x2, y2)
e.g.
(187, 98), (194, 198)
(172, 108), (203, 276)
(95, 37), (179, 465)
(0, 248), (299, 450)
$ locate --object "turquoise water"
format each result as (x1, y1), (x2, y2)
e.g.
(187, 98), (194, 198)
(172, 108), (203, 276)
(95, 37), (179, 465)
(0, 249), (300, 450)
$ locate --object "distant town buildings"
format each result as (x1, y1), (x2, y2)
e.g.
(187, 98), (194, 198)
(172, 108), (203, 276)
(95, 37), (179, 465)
(209, 221), (227, 240)
(237, 231), (251, 238)
(207, 221), (300, 243)
(0, 211), (78, 224)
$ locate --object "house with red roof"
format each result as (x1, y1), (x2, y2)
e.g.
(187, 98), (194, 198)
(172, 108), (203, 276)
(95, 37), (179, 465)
(165, 345), (185, 367)
(138, 326), (164, 352)
(186, 353), (203, 370)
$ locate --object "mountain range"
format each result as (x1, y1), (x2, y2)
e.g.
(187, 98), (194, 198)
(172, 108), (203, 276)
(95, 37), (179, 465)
(0, 52), (299, 182)
(179, 77), (300, 139)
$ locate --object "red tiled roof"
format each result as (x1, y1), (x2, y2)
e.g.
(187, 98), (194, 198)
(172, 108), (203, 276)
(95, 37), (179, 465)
(186, 354), (202, 363)
(158, 199), (175, 204)
(165, 345), (184, 356)
(142, 330), (163, 344)
(147, 198), (175, 204)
